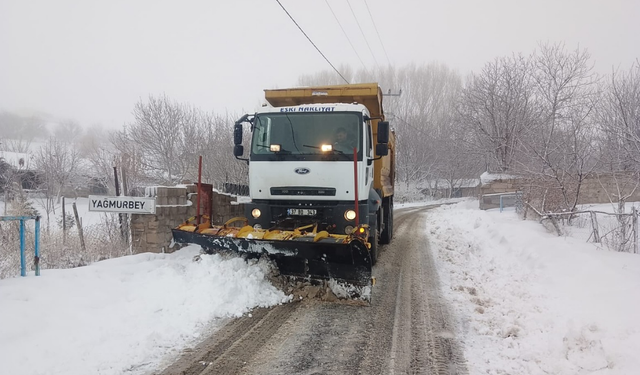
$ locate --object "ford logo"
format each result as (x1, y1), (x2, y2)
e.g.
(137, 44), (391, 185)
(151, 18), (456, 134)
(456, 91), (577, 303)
(294, 167), (310, 175)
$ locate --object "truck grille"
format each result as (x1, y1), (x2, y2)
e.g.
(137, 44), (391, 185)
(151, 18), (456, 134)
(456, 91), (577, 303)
(270, 187), (336, 196)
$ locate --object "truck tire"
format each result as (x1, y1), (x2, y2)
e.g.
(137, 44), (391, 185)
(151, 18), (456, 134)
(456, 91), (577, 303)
(380, 196), (393, 244)
(369, 213), (379, 265)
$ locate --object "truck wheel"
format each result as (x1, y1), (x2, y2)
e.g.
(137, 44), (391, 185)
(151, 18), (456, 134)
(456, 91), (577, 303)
(380, 196), (393, 244)
(369, 214), (379, 265)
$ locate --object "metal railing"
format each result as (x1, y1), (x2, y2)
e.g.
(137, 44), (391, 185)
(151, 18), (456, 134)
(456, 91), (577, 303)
(525, 203), (639, 254)
(0, 216), (41, 276)
(481, 191), (523, 213)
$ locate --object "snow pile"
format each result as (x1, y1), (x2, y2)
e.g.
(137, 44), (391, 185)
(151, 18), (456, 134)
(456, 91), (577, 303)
(479, 171), (519, 185)
(426, 201), (640, 374)
(0, 245), (291, 375)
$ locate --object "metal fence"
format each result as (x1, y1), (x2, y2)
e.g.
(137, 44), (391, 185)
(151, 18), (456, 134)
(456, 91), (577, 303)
(480, 191), (524, 213)
(525, 204), (639, 254)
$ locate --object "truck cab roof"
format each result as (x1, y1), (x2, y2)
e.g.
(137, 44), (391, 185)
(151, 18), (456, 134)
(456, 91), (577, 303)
(256, 103), (370, 117)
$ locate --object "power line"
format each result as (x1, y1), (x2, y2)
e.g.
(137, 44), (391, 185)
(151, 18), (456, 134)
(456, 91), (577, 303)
(346, 0), (380, 70)
(325, 0), (368, 72)
(363, 0), (391, 66)
(275, 0), (349, 84)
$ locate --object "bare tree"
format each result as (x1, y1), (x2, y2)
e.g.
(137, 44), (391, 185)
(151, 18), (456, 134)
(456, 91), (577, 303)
(598, 60), (640, 167)
(195, 111), (248, 188)
(3, 137), (33, 154)
(457, 53), (537, 173)
(385, 64), (464, 190)
(77, 125), (119, 194)
(594, 59), (640, 231)
(114, 95), (245, 189)
(33, 137), (81, 230)
(127, 95), (188, 183)
(433, 122), (484, 198)
(519, 43), (600, 212)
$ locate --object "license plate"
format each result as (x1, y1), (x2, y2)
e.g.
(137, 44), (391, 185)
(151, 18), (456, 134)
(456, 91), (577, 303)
(287, 208), (317, 216)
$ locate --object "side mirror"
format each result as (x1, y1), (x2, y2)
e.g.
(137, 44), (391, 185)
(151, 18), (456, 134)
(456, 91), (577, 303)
(377, 121), (390, 144)
(375, 143), (388, 156)
(234, 123), (243, 145)
(233, 145), (244, 157)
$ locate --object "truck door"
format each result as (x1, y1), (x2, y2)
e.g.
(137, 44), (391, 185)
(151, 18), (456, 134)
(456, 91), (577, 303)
(366, 121), (374, 188)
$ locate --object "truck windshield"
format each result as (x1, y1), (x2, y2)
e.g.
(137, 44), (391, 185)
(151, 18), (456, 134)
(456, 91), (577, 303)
(250, 112), (362, 161)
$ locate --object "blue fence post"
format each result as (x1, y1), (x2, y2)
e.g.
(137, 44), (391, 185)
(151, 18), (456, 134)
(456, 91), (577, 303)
(2, 215), (42, 277)
(20, 219), (26, 277)
(35, 217), (41, 276)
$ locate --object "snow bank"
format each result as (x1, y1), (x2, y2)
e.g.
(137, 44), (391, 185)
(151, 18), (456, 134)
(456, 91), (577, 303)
(0, 245), (290, 375)
(427, 200), (640, 374)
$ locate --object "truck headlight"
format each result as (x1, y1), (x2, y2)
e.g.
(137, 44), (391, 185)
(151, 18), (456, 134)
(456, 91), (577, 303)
(344, 209), (356, 221)
(251, 208), (261, 218)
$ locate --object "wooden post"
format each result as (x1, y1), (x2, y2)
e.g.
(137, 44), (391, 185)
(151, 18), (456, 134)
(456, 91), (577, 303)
(34, 217), (40, 276)
(196, 156), (202, 225)
(62, 196), (67, 245)
(113, 166), (121, 196)
(122, 167), (128, 197)
(633, 207), (638, 254)
(590, 211), (600, 243)
(121, 167), (129, 243)
(72, 202), (86, 252)
(114, 166), (125, 240)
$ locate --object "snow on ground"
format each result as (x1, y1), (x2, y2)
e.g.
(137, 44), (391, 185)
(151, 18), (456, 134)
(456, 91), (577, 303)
(0, 245), (290, 375)
(427, 200), (640, 374)
(2, 199), (639, 374)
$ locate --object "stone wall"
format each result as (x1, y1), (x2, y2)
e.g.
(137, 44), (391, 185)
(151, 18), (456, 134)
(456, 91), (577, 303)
(479, 172), (640, 210)
(130, 185), (245, 254)
(210, 192), (245, 225)
(577, 173), (640, 204)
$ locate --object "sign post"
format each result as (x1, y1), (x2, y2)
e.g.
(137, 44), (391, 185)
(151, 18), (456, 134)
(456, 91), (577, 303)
(88, 196), (156, 214)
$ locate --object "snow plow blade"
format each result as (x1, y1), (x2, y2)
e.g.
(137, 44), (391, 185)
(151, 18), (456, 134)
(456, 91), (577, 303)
(172, 217), (373, 287)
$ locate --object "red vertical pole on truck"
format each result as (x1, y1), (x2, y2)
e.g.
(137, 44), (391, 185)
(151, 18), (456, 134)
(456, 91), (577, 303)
(353, 147), (359, 227)
(196, 156), (202, 225)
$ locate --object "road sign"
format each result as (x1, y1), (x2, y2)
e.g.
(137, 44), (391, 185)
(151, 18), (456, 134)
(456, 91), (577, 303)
(88, 195), (156, 214)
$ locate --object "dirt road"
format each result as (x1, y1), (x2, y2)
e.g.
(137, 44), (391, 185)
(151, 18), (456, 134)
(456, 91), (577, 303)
(158, 206), (468, 375)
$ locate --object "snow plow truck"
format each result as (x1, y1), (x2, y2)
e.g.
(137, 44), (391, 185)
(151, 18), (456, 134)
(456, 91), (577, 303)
(172, 83), (395, 294)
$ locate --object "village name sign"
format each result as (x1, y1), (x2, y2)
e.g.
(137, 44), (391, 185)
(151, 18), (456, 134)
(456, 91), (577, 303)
(88, 195), (156, 214)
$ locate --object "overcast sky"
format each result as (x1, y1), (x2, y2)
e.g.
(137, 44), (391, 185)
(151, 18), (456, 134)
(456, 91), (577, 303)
(1, 0), (638, 130)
